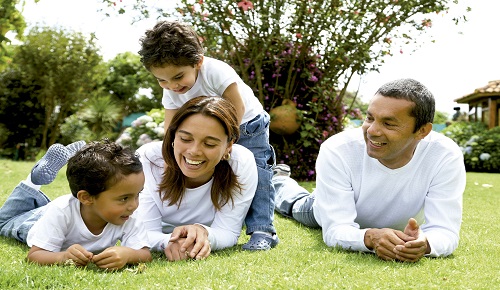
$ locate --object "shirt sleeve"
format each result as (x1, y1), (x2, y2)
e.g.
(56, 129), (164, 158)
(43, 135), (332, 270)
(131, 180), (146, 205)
(204, 148), (257, 250)
(135, 183), (172, 252)
(313, 142), (371, 252)
(27, 204), (68, 252)
(203, 58), (239, 96)
(421, 147), (465, 257)
(135, 143), (172, 252)
(120, 216), (152, 250)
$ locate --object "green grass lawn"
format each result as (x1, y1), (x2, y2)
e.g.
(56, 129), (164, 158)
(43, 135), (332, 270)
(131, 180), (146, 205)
(0, 160), (499, 289)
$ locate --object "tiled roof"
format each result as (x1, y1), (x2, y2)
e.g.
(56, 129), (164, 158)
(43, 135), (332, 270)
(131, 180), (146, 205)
(455, 80), (500, 103)
(473, 80), (500, 94)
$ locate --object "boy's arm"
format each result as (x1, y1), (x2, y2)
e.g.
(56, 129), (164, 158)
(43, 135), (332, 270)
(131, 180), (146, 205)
(27, 244), (93, 267)
(163, 109), (178, 132)
(92, 246), (152, 270)
(222, 83), (245, 125)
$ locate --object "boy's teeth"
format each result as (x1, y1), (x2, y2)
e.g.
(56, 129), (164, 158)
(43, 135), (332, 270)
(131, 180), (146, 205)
(186, 158), (203, 165)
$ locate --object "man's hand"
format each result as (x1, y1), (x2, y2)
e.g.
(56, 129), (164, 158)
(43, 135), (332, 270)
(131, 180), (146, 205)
(392, 218), (429, 262)
(165, 224), (211, 261)
(365, 228), (414, 261)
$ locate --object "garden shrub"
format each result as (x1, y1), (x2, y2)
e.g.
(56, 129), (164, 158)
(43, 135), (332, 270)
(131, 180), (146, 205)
(441, 122), (499, 172)
(238, 42), (345, 181)
(116, 109), (165, 149)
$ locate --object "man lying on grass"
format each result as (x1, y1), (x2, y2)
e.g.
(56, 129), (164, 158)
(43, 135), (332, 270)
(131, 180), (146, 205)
(273, 78), (466, 262)
(0, 140), (151, 270)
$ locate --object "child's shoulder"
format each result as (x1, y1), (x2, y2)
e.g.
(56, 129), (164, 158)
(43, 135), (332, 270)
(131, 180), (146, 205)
(202, 56), (233, 70)
(49, 194), (77, 209)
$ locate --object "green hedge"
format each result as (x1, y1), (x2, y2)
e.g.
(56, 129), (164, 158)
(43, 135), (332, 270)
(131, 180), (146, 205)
(441, 122), (500, 172)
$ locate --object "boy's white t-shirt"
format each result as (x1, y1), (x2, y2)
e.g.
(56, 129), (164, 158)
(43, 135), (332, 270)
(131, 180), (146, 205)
(26, 195), (150, 253)
(162, 56), (263, 125)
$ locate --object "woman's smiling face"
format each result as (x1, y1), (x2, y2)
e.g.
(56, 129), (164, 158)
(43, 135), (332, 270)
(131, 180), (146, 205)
(173, 113), (232, 188)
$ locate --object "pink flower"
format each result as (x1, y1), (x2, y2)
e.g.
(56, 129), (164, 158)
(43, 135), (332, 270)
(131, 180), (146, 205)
(422, 19), (432, 28)
(237, 0), (254, 12)
(296, 33), (302, 39)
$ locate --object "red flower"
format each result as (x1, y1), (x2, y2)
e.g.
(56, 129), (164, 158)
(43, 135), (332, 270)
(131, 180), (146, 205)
(237, 0), (254, 12)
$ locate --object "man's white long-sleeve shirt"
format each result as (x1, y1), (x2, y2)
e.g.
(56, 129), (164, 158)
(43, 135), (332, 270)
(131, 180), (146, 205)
(312, 128), (466, 257)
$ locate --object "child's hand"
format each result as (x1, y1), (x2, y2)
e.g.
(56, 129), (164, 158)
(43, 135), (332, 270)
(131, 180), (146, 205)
(91, 246), (129, 270)
(64, 244), (93, 267)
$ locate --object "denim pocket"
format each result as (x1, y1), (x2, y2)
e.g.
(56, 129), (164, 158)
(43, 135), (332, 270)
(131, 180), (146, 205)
(241, 112), (270, 137)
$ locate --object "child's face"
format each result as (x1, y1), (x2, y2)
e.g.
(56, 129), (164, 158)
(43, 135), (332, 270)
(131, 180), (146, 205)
(84, 172), (145, 229)
(173, 113), (232, 188)
(150, 60), (202, 94)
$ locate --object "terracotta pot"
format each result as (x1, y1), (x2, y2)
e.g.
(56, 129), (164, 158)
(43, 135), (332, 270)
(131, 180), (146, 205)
(269, 100), (301, 135)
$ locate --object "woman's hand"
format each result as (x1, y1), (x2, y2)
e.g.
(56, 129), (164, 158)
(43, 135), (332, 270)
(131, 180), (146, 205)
(165, 224), (211, 261)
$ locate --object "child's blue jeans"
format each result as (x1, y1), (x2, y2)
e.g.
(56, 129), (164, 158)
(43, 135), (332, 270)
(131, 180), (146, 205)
(273, 176), (320, 228)
(238, 111), (277, 235)
(0, 182), (49, 243)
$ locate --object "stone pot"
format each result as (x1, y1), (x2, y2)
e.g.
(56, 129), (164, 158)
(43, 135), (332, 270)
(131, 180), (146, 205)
(269, 100), (301, 135)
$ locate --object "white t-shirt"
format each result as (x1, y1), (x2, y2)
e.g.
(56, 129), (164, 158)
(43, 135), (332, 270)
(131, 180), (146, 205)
(162, 56), (263, 125)
(27, 195), (150, 253)
(135, 142), (257, 251)
(312, 128), (466, 257)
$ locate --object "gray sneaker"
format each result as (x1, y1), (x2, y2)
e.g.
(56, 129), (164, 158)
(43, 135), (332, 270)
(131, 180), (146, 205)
(273, 164), (291, 178)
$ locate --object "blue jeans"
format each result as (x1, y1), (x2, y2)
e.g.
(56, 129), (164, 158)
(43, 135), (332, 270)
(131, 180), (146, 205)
(273, 176), (320, 228)
(238, 111), (276, 235)
(0, 182), (50, 243)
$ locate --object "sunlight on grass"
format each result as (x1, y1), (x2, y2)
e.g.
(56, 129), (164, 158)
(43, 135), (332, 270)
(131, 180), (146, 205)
(0, 160), (499, 289)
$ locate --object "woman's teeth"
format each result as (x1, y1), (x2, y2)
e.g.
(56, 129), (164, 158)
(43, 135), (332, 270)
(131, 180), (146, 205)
(186, 158), (203, 165)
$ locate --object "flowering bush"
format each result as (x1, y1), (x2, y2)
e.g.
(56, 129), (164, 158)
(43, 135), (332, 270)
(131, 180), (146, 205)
(242, 42), (345, 180)
(116, 109), (165, 149)
(102, 0), (463, 180)
(441, 122), (500, 172)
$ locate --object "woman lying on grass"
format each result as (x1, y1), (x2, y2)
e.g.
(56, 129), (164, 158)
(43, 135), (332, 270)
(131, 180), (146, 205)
(135, 96), (257, 261)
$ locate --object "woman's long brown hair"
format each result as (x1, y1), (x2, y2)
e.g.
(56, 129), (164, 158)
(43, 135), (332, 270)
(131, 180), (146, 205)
(159, 96), (242, 210)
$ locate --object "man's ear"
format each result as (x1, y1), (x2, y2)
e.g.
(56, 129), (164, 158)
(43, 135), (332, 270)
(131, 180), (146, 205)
(77, 190), (94, 205)
(417, 123), (433, 140)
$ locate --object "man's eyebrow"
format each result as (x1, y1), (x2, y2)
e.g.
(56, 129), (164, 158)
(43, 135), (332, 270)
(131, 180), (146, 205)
(366, 111), (399, 122)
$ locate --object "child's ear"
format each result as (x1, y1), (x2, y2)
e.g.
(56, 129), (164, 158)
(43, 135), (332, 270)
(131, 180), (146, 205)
(77, 190), (94, 205)
(195, 55), (204, 69)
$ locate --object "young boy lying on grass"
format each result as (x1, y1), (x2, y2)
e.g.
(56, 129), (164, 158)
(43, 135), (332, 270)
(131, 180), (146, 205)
(0, 140), (151, 270)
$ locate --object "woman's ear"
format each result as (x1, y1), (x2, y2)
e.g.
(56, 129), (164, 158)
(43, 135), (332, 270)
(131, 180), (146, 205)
(226, 141), (233, 155)
(77, 190), (94, 205)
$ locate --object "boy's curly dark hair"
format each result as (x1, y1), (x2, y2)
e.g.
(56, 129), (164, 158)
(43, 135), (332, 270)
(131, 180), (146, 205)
(138, 20), (204, 70)
(66, 139), (143, 197)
